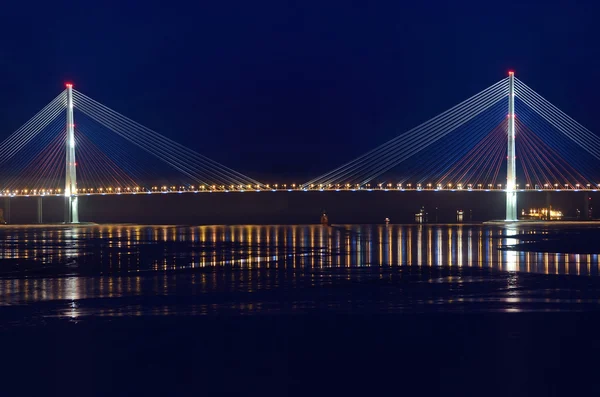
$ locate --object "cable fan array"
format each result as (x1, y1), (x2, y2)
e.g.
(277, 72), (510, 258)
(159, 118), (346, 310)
(0, 93), (67, 193)
(0, 89), (263, 194)
(1, 76), (600, 195)
(514, 78), (600, 188)
(377, 100), (509, 188)
(72, 90), (263, 190)
(304, 78), (510, 188)
(306, 77), (600, 189)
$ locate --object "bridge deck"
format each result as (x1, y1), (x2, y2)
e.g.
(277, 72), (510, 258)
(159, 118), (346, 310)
(1, 186), (598, 198)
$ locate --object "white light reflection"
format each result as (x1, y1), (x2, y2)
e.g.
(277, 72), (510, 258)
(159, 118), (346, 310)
(66, 276), (80, 319)
(417, 225), (422, 266)
(436, 227), (442, 268)
(504, 225), (519, 272)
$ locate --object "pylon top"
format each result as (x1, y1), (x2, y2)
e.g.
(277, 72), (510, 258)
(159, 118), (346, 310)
(65, 83), (73, 88)
(508, 71), (514, 75)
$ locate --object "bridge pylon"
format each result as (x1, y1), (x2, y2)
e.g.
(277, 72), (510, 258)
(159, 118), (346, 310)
(506, 71), (517, 221)
(64, 83), (79, 223)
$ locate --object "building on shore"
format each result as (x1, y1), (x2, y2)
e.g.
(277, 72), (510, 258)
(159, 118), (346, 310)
(521, 208), (563, 221)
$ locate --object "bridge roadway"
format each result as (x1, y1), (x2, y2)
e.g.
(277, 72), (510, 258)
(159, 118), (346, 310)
(1, 183), (600, 197)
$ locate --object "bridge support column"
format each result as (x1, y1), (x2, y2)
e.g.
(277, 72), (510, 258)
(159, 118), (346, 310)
(545, 192), (552, 221)
(505, 71), (517, 221)
(64, 83), (79, 223)
(37, 196), (43, 224)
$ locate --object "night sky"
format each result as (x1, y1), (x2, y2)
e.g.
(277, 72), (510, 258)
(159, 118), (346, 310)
(1, 0), (599, 182)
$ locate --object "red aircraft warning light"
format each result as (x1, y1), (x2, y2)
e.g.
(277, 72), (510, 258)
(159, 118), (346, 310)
(508, 71), (514, 75)
(65, 82), (74, 88)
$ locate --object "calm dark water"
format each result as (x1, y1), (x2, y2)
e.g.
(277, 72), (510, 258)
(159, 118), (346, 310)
(1, 224), (600, 319)
(2, 224), (600, 397)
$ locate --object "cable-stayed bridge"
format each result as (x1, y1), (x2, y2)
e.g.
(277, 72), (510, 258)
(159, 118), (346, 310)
(1, 72), (599, 223)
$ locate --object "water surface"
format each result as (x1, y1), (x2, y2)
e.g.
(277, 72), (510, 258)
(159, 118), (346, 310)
(1, 224), (600, 320)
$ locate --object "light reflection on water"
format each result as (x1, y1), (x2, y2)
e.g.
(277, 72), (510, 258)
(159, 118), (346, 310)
(1, 224), (597, 274)
(0, 224), (599, 317)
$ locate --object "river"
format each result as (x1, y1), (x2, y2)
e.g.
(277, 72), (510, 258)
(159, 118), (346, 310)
(1, 224), (600, 396)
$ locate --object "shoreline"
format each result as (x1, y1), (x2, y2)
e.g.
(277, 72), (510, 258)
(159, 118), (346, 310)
(1, 220), (600, 228)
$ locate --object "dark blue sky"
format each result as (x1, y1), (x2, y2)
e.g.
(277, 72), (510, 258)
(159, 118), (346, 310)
(1, 0), (598, 181)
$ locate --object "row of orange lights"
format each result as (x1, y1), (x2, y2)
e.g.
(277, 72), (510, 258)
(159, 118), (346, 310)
(1, 182), (598, 196)
(305, 182), (600, 190)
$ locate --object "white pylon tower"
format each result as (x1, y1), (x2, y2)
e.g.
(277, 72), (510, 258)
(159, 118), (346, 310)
(65, 83), (79, 223)
(506, 71), (517, 221)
